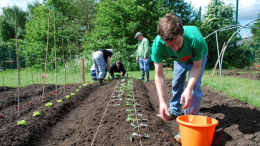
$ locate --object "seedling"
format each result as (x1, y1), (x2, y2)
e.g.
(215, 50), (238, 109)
(45, 102), (53, 107)
(17, 120), (27, 126)
(130, 132), (142, 142)
(14, 105), (22, 110)
(33, 111), (41, 117)
(126, 117), (140, 123)
(0, 113), (4, 118)
(139, 123), (148, 127)
(124, 102), (138, 107)
(27, 102), (33, 106)
(128, 113), (135, 117)
(117, 94), (122, 98)
(79, 86), (82, 88)
(66, 95), (71, 98)
(71, 93), (76, 96)
(126, 109), (134, 113)
(126, 98), (133, 101)
(75, 89), (80, 92)
(117, 98), (122, 101)
(39, 97), (45, 100)
(53, 90), (58, 92)
(131, 123), (140, 130)
(49, 93), (53, 96)
(126, 94), (133, 97)
(57, 100), (62, 103)
(113, 103), (121, 107)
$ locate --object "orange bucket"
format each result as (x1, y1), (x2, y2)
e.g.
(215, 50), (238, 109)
(176, 115), (219, 146)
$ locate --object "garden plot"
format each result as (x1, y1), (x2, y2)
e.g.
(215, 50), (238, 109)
(1, 79), (260, 145)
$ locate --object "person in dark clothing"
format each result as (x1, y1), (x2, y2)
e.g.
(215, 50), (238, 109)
(109, 60), (127, 79)
(92, 49), (113, 85)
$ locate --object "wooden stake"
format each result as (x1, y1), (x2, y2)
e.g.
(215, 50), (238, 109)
(62, 36), (66, 95)
(15, 7), (20, 116)
(42, 5), (51, 101)
(81, 58), (85, 83)
(53, 6), (57, 98)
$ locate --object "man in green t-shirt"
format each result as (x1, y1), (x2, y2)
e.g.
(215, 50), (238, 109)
(135, 32), (151, 83)
(152, 14), (208, 143)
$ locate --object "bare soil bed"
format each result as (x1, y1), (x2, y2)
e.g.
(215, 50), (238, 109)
(0, 78), (260, 146)
(213, 68), (260, 80)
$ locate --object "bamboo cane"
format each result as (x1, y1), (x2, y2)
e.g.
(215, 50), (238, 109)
(15, 7), (20, 116)
(53, 6), (57, 98)
(42, 5), (51, 101)
(62, 36), (66, 95)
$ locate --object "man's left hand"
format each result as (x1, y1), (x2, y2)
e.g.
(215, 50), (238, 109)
(180, 89), (192, 109)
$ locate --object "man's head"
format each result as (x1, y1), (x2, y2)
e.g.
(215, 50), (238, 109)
(134, 32), (143, 41)
(116, 60), (121, 68)
(106, 49), (113, 56)
(157, 14), (184, 51)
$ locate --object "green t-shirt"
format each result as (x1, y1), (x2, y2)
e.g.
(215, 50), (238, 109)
(152, 26), (208, 63)
(136, 38), (151, 58)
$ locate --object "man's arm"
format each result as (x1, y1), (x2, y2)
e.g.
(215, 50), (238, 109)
(154, 62), (170, 121)
(143, 39), (150, 60)
(107, 57), (111, 79)
(180, 59), (202, 109)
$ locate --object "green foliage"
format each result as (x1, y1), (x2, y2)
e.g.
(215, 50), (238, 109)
(0, 6), (27, 42)
(17, 120), (27, 126)
(33, 111), (41, 117)
(84, 0), (170, 71)
(45, 102), (53, 107)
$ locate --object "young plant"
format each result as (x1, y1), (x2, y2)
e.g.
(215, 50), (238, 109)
(75, 89), (80, 92)
(126, 109), (134, 113)
(131, 123), (140, 130)
(79, 86), (82, 88)
(126, 117), (140, 123)
(129, 132), (142, 142)
(66, 95), (71, 98)
(33, 111), (41, 117)
(126, 98), (133, 101)
(113, 103), (121, 107)
(45, 102), (53, 107)
(126, 94), (132, 97)
(17, 120), (27, 126)
(128, 113), (135, 117)
(0, 113), (4, 118)
(57, 100), (63, 103)
(27, 102), (33, 105)
(71, 93), (76, 96)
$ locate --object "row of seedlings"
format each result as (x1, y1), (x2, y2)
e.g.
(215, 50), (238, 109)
(125, 79), (149, 142)
(15, 82), (93, 126)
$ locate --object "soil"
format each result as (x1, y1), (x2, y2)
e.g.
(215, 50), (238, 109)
(0, 78), (260, 146)
(212, 68), (260, 81)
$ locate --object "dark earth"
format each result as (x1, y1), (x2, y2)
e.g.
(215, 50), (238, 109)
(0, 69), (260, 146)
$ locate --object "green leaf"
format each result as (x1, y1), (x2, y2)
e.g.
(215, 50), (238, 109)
(57, 100), (63, 103)
(45, 102), (53, 107)
(17, 120), (27, 126)
(33, 111), (41, 117)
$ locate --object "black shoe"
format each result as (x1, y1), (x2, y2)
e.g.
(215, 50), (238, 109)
(98, 79), (106, 85)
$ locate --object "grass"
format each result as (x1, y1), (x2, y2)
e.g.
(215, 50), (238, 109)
(1, 68), (260, 108)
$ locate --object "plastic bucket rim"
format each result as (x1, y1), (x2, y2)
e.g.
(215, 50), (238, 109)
(176, 115), (219, 128)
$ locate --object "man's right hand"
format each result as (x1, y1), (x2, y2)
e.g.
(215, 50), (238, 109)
(159, 102), (170, 122)
(136, 57), (138, 61)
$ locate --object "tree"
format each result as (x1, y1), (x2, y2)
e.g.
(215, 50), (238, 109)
(0, 6), (28, 42)
(84, 0), (170, 71)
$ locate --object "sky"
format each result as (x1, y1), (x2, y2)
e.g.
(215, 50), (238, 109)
(0, 0), (259, 38)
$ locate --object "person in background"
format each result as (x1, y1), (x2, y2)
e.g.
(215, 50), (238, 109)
(92, 49), (113, 85)
(135, 32), (151, 83)
(90, 64), (108, 81)
(152, 14), (208, 143)
(109, 60), (127, 79)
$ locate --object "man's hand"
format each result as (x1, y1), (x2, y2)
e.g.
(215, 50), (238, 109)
(159, 102), (170, 122)
(180, 89), (192, 109)
(144, 57), (147, 61)
(108, 76), (110, 80)
(136, 57), (139, 61)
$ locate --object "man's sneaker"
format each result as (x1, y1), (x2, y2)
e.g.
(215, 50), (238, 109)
(156, 112), (178, 121)
(174, 132), (181, 143)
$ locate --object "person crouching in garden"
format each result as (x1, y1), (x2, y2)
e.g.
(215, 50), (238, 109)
(109, 60), (127, 79)
(92, 49), (113, 85)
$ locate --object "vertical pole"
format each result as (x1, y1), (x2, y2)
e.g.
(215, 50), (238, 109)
(199, 6), (201, 24)
(62, 36), (66, 95)
(15, 7), (20, 116)
(235, 0), (239, 47)
(215, 0), (217, 18)
(81, 58), (85, 84)
(42, 5), (51, 101)
(53, 6), (57, 97)
(215, 32), (221, 77)
(3, 46), (5, 71)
